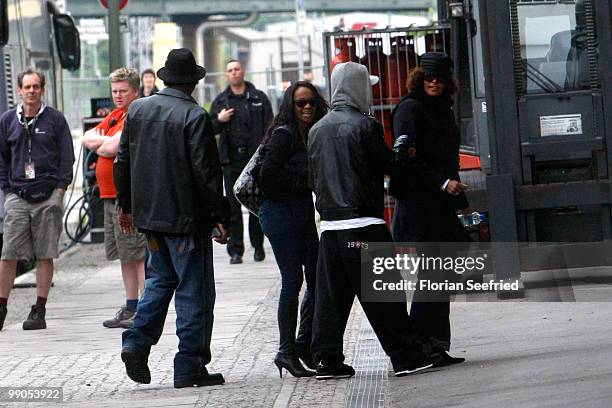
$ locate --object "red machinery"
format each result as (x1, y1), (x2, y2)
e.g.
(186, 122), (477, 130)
(323, 25), (479, 224)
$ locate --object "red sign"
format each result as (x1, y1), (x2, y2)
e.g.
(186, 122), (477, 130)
(99, 0), (128, 11)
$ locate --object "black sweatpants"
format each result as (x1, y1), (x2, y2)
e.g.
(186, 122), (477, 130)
(311, 223), (422, 370)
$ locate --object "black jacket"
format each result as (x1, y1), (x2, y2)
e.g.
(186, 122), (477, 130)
(308, 108), (393, 221)
(210, 82), (273, 166)
(259, 125), (310, 202)
(389, 91), (469, 210)
(114, 87), (229, 235)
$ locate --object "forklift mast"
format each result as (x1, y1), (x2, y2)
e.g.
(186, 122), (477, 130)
(322, 1), (612, 286)
(448, 0), (612, 279)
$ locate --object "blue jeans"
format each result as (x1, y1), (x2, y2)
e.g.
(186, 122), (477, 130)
(259, 197), (318, 355)
(122, 232), (216, 382)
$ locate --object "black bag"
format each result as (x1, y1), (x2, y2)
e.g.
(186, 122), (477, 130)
(233, 144), (264, 216)
(16, 183), (55, 203)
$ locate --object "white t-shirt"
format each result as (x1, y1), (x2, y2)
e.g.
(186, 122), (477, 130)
(320, 217), (386, 233)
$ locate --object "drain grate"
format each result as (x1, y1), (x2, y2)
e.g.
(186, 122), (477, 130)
(345, 317), (389, 408)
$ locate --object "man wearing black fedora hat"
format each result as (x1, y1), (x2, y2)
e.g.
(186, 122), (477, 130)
(114, 48), (231, 388)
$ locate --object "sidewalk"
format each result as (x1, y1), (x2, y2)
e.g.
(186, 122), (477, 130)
(1, 239), (612, 407)
(0, 241), (363, 407)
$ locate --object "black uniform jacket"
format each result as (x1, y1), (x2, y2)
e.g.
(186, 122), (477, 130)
(210, 82), (273, 166)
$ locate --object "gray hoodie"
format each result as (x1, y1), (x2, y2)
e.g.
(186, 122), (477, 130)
(330, 62), (372, 115)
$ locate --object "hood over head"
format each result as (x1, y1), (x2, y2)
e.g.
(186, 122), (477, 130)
(331, 62), (378, 114)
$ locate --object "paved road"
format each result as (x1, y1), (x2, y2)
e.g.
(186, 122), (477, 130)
(1, 238), (611, 407)
(0, 241), (363, 407)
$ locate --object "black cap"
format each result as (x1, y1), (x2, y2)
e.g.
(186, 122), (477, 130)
(419, 52), (453, 78)
(156, 48), (206, 84)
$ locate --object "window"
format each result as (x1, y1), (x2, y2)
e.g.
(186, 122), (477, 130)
(512, 0), (599, 94)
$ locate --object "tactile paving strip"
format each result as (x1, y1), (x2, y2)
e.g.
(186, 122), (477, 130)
(345, 318), (389, 408)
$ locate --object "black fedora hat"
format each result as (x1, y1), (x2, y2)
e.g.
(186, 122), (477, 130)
(157, 48), (206, 84)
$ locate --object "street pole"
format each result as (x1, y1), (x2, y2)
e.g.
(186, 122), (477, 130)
(0, 48), (6, 113)
(108, 0), (121, 72)
(437, 0), (448, 21)
(295, 0), (305, 80)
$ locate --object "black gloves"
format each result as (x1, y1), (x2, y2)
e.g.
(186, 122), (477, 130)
(393, 134), (417, 158)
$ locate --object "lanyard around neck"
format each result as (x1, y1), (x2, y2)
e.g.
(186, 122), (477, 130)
(18, 104), (44, 163)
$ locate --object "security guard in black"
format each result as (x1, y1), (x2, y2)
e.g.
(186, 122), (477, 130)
(210, 60), (273, 264)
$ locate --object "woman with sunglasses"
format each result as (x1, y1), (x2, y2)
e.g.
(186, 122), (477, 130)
(389, 52), (471, 367)
(259, 81), (328, 377)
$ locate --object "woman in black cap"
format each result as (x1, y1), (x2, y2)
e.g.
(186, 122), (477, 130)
(389, 51), (471, 366)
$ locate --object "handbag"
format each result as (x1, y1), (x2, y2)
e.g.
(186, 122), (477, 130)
(233, 144), (264, 216)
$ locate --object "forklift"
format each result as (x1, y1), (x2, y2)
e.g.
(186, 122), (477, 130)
(456, 0), (612, 288)
(323, 0), (612, 295)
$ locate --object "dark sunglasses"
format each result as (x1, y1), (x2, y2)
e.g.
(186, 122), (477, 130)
(423, 74), (449, 84)
(294, 99), (318, 108)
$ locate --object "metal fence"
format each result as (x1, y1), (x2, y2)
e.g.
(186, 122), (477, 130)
(322, 24), (451, 145)
(61, 65), (328, 132)
(196, 65), (327, 113)
(321, 24), (452, 224)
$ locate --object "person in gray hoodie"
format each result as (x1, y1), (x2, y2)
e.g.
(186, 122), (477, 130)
(308, 62), (433, 379)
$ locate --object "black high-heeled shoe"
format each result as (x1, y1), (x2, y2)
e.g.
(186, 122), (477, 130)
(297, 349), (316, 370)
(274, 353), (315, 378)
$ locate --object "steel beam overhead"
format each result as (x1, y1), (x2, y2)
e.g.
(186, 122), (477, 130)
(67, 0), (432, 17)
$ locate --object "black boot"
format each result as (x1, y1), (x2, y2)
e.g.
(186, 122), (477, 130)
(295, 289), (315, 369)
(121, 348), (151, 384)
(296, 347), (316, 370)
(23, 304), (46, 330)
(0, 304), (7, 331)
(277, 296), (299, 357)
(276, 295), (315, 377)
(274, 352), (315, 378)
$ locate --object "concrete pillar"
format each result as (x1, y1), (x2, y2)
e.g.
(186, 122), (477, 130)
(152, 22), (182, 89)
(205, 28), (228, 92)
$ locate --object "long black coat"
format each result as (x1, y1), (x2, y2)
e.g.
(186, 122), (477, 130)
(390, 91), (470, 242)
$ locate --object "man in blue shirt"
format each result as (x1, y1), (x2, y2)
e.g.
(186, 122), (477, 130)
(0, 68), (74, 331)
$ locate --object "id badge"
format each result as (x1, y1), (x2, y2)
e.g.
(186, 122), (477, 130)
(25, 161), (36, 179)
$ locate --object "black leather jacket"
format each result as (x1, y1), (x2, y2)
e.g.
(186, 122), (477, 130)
(115, 87), (229, 235)
(308, 107), (393, 221)
(210, 82), (273, 166)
